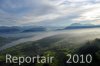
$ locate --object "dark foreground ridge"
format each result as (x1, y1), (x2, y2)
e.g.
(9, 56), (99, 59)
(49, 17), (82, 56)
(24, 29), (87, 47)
(0, 38), (100, 66)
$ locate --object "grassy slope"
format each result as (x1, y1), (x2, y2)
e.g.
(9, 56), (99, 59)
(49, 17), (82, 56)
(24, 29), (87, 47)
(0, 37), (7, 46)
(0, 36), (15, 47)
(0, 35), (100, 66)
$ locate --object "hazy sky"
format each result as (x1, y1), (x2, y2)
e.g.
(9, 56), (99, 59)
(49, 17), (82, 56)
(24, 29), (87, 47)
(0, 0), (100, 26)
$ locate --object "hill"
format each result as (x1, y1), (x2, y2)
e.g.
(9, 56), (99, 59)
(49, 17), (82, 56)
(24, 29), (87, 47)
(65, 23), (100, 29)
(22, 26), (46, 32)
(0, 26), (20, 33)
(0, 35), (100, 66)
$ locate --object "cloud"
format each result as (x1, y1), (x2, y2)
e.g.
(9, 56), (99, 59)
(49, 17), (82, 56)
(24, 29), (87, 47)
(67, 0), (100, 3)
(0, 0), (100, 26)
(0, 0), (57, 26)
(73, 4), (100, 24)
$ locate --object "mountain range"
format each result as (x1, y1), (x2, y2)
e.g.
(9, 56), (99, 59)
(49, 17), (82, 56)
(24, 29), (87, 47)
(0, 23), (100, 33)
(0, 26), (20, 33)
(0, 26), (47, 33)
(22, 26), (46, 32)
(65, 23), (100, 29)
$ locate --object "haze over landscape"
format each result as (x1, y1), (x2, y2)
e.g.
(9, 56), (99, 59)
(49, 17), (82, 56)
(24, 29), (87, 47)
(0, 0), (100, 66)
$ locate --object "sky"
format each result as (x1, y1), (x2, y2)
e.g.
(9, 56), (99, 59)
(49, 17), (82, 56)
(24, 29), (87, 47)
(0, 0), (100, 26)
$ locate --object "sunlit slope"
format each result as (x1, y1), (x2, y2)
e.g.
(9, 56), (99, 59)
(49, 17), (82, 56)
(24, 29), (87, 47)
(0, 32), (100, 66)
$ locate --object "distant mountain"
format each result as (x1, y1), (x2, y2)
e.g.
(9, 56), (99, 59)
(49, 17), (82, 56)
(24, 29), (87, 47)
(0, 26), (47, 33)
(65, 23), (100, 29)
(70, 23), (94, 26)
(22, 26), (46, 32)
(0, 26), (21, 33)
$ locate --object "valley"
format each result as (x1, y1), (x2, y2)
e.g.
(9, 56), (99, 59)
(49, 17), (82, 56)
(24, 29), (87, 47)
(0, 28), (100, 66)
